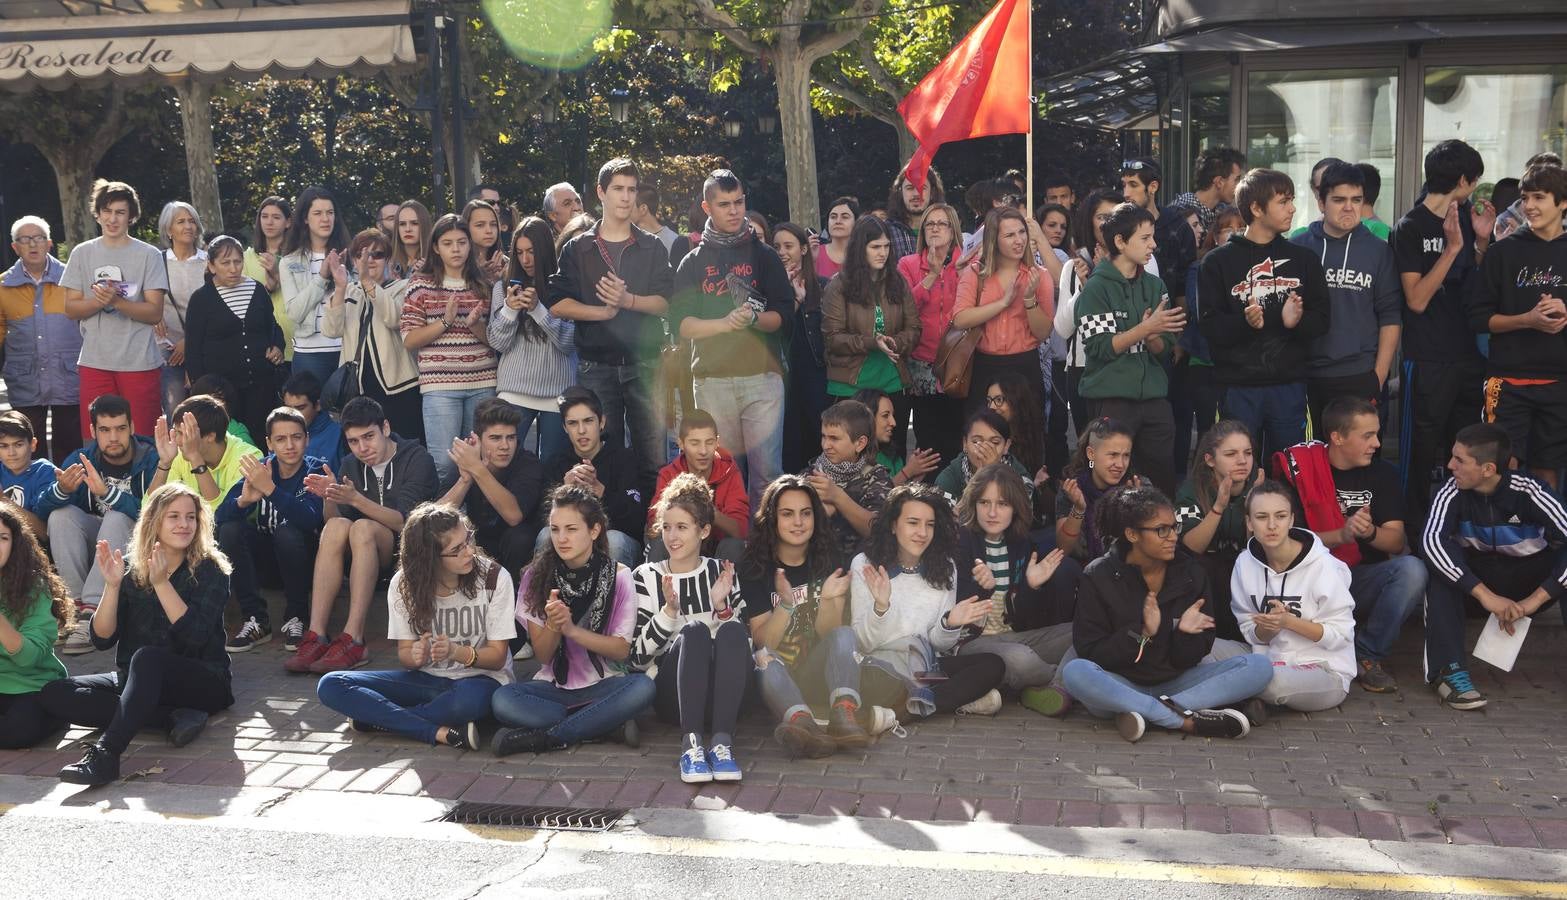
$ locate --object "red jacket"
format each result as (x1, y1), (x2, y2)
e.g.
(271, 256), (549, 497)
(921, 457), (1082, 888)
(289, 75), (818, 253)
(649, 449), (750, 539)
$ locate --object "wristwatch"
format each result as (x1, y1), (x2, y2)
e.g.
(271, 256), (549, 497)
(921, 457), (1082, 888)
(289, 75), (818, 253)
(190, 464), (210, 475)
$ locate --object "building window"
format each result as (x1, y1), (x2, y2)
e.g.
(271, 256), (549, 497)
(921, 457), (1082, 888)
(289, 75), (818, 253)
(1190, 70), (1231, 157)
(1246, 68), (1399, 232)
(1423, 65), (1567, 196)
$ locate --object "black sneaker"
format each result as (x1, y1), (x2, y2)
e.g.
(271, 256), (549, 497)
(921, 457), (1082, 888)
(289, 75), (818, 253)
(350, 719), (387, 734)
(225, 617), (272, 653)
(774, 716), (837, 759)
(614, 718), (640, 749)
(168, 708), (209, 747)
(1357, 658), (1398, 693)
(279, 617), (305, 652)
(1188, 708), (1250, 739)
(491, 726), (564, 758)
(442, 723), (477, 751)
(59, 742), (120, 786)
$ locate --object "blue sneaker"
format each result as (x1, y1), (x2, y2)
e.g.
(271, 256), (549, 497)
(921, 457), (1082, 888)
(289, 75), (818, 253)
(707, 743), (742, 782)
(1435, 668), (1487, 710)
(679, 734), (712, 783)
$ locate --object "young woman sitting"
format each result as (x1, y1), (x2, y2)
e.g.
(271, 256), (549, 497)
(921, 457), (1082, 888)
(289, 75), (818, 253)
(1218, 481), (1354, 712)
(953, 463), (1081, 715)
(1055, 417), (1136, 561)
(850, 484), (1006, 720)
(490, 485), (653, 756)
(317, 503), (516, 750)
(852, 388), (940, 486)
(1060, 485), (1272, 743)
(933, 410), (1033, 505)
(0, 502), (72, 749)
(1174, 420), (1261, 641)
(741, 475), (871, 758)
(630, 474), (751, 784)
(42, 484), (235, 785)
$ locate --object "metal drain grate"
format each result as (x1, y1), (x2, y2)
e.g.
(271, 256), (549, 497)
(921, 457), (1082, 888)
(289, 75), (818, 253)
(437, 802), (626, 831)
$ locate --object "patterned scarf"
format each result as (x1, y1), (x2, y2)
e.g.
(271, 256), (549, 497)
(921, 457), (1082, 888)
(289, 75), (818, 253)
(701, 220), (753, 250)
(551, 550), (617, 683)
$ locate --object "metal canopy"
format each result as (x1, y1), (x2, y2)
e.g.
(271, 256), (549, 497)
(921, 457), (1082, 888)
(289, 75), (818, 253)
(1141, 17), (1567, 53)
(1038, 50), (1160, 131)
(0, 0), (416, 90)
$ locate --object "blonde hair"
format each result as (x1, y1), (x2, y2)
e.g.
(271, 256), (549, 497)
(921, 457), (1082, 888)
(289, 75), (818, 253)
(128, 484), (231, 587)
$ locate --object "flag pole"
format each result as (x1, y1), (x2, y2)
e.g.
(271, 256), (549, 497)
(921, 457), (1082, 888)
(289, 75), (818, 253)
(1024, 0), (1034, 221)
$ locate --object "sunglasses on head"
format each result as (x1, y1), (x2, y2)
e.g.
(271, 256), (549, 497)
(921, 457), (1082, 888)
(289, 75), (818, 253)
(1121, 160), (1151, 171)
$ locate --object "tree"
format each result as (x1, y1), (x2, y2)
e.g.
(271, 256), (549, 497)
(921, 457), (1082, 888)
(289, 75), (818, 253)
(175, 81), (224, 233)
(628, 0), (887, 228)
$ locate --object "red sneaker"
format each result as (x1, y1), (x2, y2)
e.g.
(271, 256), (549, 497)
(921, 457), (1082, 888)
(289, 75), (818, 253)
(283, 631), (330, 673)
(310, 633), (368, 673)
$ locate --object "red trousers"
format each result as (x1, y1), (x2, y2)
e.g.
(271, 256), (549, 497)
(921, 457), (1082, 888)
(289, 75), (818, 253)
(79, 367), (161, 437)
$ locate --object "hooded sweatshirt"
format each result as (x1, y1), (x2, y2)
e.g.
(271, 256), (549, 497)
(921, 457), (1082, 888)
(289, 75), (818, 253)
(1464, 228), (1567, 378)
(1197, 232), (1331, 385)
(1229, 528), (1356, 692)
(1290, 221), (1402, 378)
(1074, 259), (1172, 401)
(670, 233), (794, 378)
(648, 449), (749, 537)
(0, 458), (59, 515)
(215, 453), (329, 535)
(36, 436), (160, 520)
(337, 435), (439, 522)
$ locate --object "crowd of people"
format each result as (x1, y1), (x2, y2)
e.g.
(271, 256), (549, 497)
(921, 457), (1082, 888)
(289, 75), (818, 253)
(1, 136), (1566, 789)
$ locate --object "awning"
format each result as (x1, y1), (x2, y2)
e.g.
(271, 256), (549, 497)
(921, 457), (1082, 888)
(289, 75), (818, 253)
(1037, 50), (1161, 131)
(0, 0), (416, 91)
(1142, 17), (1567, 53)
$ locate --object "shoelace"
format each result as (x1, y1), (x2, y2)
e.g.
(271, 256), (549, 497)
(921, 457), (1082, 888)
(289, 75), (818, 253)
(236, 619), (263, 639)
(682, 747), (706, 767)
(1445, 669), (1477, 694)
(709, 745), (734, 763)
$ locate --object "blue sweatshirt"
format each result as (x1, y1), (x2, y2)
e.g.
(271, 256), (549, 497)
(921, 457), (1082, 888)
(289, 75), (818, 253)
(215, 454), (328, 535)
(1, 458), (58, 514)
(307, 414), (342, 470)
(1290, 221), (1402, 378)
(36, 436), (160, 520)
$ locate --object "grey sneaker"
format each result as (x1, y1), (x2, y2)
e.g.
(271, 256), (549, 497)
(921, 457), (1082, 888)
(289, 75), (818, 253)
(1115, 711), (1146, 743)
(956, 688), (1002, 716)
(59, 620), (95, 656)
(1435, 669), (1487, 710)
(1357, 658), (1398, 693)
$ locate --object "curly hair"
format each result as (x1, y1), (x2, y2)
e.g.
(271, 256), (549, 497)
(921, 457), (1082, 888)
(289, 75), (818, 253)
(0, 501), (71, 628)
(396, 503), (494, 634)
(956, 463), (1033, 543)
(128, 484), (231, 588)
(865, 484), (958, 591)
(1096, 484), (1174, 549)
(740, 475), (841, 585)
(522, 485), (609, 619)
(653, 472), (715, 536)
(986, 372), (1045, 475)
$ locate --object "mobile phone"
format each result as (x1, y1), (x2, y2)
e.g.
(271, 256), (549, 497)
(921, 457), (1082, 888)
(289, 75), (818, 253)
(914, 669), (949, 683)
(507, 279), (525, 288)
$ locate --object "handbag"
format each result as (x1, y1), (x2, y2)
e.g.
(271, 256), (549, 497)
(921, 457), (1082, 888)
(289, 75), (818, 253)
(933, 324), (984, 398)
(319, 290), (371, 415)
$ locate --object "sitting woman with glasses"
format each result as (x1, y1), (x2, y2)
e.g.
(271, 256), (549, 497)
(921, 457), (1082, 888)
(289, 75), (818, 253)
(317, 503), (516, 750)
(933, 410), (1034, 505)
(1059, 484), (1272, 744)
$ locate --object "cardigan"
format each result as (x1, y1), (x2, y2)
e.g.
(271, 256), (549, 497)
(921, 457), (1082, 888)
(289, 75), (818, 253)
(322, 278), (420, 395)
(184, 278), (280, 384)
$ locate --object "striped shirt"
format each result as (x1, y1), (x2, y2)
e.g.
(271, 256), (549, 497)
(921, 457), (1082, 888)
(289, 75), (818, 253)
(628, 558), (748, 678)
(980, 537), (1012, 636)
(399, 277), (498, 391)
(216, 279), (258, 320)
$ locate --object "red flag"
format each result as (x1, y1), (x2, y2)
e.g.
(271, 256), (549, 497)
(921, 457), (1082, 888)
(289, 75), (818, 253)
(898, 0), (1032, 191)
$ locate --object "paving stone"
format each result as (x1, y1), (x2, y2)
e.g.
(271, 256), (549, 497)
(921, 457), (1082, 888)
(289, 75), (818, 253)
(1183, 804), (1229, 834)
(854, 793), (899, 818)
(893, 793), (939, 821)
(1227, 808), (1270, 835)
(1481, 816), (1542, 849)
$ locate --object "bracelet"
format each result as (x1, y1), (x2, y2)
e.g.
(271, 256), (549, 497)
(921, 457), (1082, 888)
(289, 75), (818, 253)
(157, 463), (171, 471)
(467, 645), (479, 667)
(1069, 508), (1085, 520)
(1210, 506), (1225, 517)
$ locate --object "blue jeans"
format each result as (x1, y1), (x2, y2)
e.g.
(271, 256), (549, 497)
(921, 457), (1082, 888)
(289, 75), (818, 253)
(755, 625), (862, 721)
(1061, 653), (1274, 730)
(423, 387), (498, 483)
(516, 407), (567, 461)
(317, 669), (499, 745)
(218, 519), (316, 627)
(490, 673), (654, 744)
(1222, 381), (1307, 462)
(291, 350), (340, 385)
(1348, 555), (1426, 661)
(693, 372), (785, 510)
(577, 359), (663, 489)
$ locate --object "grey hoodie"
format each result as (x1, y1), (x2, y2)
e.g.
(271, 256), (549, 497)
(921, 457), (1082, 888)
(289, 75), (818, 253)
(1290, 221), (1402, 378)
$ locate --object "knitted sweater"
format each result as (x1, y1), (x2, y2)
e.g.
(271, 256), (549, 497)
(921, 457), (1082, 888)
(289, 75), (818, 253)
(487, 279), (576, 411)
(399, 276), (498, 391)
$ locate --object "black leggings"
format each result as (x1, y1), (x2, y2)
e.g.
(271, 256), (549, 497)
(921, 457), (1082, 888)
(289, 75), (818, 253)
(862, 652), (1006, 719)
(653, 620), (750, 738)
(0, 691), (62, 749)
(38, 646), (234, 755)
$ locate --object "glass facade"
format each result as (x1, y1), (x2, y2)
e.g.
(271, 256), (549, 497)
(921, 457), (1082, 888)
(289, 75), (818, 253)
(1246, 68), (1399, 232)
(1423, 65), (1567, 197)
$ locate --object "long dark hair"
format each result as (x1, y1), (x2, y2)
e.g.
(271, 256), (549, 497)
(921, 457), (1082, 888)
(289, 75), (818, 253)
(864, 484), (958, 591)
(418, 214), (489, 291)
(841, 214), (904, 309)
(391, 199), (433, 275)
(0, 502), (71, 628)
(250, 196), (291, 255)
(522, 485), (609, 618)
(280, 185), (351, 258)
(956, 463), (1033, 543)
(740, 475), (841, 585)
(460, 198), (503, 260)
(773, 222), (823, 312)
(1065, 416), (1135, 479)
(987, 372), (1045, 475)
(1096, 484), (1174, 551)
(504, 216), (559, 343)
(1187, 419), (1254, 512)
(1035, 202), (1073, 254)
(396, 504), (492, 633)
(1071, 189), (1124, 258)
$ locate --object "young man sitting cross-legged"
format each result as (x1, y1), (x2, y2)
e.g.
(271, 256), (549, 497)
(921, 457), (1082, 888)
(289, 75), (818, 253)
(285, 396), (439, 674)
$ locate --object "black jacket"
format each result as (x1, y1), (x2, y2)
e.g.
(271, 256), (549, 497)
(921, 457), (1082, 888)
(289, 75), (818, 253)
(90, 558), (234, 690)
(1073, 544), (1214, 685)
(1154, 204), (1198, 302)
(1465, 228), (1567, 378)
(184, 280), (282, 384)
(546, 223), (675, 365)
(544, 441), (648, 541)
(1197, 233), (1331, 385)
(956, 530), (1080, 631)
(1420, 471), (1567, 599)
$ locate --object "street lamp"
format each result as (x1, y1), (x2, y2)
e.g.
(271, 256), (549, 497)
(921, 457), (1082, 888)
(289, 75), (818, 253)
(608, 88), (631, 124)
(757, 109), (777, 136)
(722, 110), (744, 139)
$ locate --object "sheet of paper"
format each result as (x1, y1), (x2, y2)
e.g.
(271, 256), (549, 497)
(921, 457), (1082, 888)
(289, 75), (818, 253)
(1472, 613), (1531, 673)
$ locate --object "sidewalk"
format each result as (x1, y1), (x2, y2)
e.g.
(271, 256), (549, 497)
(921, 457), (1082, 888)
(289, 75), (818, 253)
(4, 597), (1566, 850)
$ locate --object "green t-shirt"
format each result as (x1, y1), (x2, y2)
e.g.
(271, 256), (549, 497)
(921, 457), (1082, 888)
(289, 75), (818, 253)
(0, 588), (67, 694)
(876, 450), (906, 478)
(829, 350), (902, 396)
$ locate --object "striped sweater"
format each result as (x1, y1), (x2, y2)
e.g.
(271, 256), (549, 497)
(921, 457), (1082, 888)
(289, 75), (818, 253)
(628, 558), (748, 678)
(399, 277), (499, 391)
(487, 279), (576, 410)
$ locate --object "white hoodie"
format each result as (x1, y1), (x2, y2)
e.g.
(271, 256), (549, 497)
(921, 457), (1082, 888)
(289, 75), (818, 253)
(1229, 529), (1357, 692)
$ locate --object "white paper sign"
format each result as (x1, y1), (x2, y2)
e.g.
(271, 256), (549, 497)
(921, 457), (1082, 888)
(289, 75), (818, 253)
(1473, 613), (1531, 673)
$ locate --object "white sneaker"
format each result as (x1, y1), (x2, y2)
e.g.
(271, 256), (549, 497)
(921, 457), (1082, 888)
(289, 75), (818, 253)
(866, 706), (905, 737)
(956, 688), (1003, 716)
(280, 617), (305, 652)
(59, 620), (95, 656)
(513, 643), (535, 660)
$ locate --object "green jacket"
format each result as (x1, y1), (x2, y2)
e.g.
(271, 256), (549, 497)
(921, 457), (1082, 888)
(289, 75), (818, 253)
(0, 588), (66, 695)
(1074, 260), (1173, 401)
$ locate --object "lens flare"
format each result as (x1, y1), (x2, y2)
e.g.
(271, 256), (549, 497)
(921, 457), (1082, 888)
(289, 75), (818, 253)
(481, 0), (612, 68)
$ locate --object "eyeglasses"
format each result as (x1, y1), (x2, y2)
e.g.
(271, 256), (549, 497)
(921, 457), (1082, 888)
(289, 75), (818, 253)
(441, 530), (477, 557)
(923, 220), (952, 231)
(985, 394), (1007, 409)
(13, 236), (48, 247)
(1135, 524), (1178, 540)
(364, 251), (388, 261)
(968, 435), (1005, 449)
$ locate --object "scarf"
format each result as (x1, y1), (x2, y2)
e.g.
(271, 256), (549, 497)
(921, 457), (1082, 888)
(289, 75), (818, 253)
(814, 454), (867, 484)
(551, 551), (618, 683)
(700, 220), (753, 249)
(1076, 470), (1109, 559)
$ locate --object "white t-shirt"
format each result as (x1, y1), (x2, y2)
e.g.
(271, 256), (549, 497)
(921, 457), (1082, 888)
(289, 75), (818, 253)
(59, 236), (169, 371)
(386, 565), (518, 684)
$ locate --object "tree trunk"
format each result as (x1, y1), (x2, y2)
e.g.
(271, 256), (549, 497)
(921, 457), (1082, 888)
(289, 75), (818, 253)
(52, 148), (97, 250)
(773, 49), (820, 230)
(175, 81), (224, 234)
(894, 120), (918, 169)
